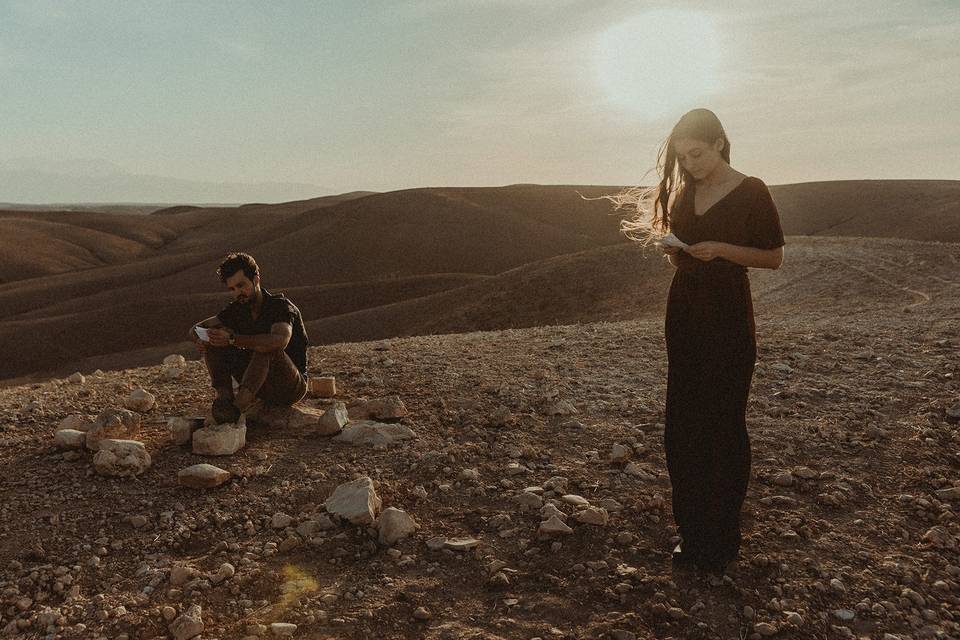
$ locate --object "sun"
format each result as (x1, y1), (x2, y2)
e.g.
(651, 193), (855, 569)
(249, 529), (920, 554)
(596, 9), (722, 119)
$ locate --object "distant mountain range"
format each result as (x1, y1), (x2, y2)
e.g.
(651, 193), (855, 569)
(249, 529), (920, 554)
(0, 179), (957, 383)
(0, 158), (332, 204)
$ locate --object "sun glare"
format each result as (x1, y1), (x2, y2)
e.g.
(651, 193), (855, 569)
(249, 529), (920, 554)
(596, 9), (722, 119)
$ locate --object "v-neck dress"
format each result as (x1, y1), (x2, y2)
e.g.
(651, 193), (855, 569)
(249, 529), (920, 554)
(663, 176), (785, 568)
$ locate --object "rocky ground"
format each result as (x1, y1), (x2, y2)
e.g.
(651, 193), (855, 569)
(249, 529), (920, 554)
(0, 297), (958, 639)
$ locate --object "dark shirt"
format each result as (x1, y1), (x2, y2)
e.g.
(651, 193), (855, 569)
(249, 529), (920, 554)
(216, 288), (309, 376)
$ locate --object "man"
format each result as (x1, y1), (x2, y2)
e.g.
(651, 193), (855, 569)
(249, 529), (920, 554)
(191, 252), (309, 424)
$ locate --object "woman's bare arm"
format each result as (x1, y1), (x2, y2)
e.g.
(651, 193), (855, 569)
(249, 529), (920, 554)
(685, 242), (783, 270)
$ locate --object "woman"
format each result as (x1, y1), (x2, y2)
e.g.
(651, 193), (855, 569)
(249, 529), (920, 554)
(614, 108), (785, 576)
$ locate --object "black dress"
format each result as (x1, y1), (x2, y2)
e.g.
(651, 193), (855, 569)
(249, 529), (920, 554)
(664, 176), (785, 569)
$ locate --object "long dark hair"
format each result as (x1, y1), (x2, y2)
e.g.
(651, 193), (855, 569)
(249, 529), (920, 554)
(611, 108), (731, 243)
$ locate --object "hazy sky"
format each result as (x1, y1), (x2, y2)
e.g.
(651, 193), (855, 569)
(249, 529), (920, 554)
(1, 0), (958, 201)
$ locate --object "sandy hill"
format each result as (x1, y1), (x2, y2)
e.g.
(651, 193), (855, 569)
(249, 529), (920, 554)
(1, 180), (957, 383)
(0, 267), (956, 638)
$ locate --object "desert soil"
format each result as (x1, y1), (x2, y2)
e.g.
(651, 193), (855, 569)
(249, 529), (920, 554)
(0, 297), (958, 639)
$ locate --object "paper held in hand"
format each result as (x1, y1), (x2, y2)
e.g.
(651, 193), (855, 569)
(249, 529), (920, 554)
(194, 326), (211, 342)
(655, 233), (688, 249)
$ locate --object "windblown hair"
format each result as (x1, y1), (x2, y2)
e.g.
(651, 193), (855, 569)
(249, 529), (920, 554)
(217, 252), (260, 283)
(609, 108), (731, 245)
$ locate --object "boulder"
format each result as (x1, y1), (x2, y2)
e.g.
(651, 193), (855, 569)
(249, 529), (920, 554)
(309, 376), (337, 398)
(246, 403), (340, 433)
(325, 476), (382, 525)
(318, 402), (349, 435)
(170, 604), (203, 640)
(163, 366), (185, 380)
(348, 395), (408, 420)
(86, 408), (141, 451)
(54, 429), (86, 449)
(539, 516), (573, 535)
(124, 388), (156, 412)
(575, 506), (609, 526)
(332, 420), (415, 447)
(59, 414), (91, 432)
(192, 417), (246, 455)
(163, 354), (187, 367)
(443, 538), (480, 551)
(178, 464), (231, 488)
(169, 417), (205, 445)
(93, 439), (151, 477)
(378, 507), (418, 545)
(66, 372), (85, 384)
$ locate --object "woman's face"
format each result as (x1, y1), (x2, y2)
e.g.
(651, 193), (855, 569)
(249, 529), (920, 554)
(673, 137), (726, 181)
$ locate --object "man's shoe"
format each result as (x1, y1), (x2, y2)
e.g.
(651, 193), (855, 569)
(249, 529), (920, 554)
(212, 397), (241, 424)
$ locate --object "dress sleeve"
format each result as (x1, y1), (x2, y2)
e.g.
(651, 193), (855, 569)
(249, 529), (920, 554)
(748, 180), (785, 250)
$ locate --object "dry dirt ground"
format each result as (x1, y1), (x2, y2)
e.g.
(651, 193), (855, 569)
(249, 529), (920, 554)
(1, 284), (959, 640)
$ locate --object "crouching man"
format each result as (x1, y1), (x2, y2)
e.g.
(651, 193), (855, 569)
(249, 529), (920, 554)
(191, 252), (309, 424)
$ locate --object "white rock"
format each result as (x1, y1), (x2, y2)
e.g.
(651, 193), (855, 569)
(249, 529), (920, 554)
(575, 506), (609, 526)
(192, 417), (247, 456)
(67, 372), (85, 384)
(124, 388), (156, 413)
(444, 538), (481, 551)
(178, 464), (231, 488)
(793, 466), (818, 480)
(270, 622), (298, 636)
(169, 417), (203, 446)
(59, 414), (91, 432)
(93, 439), (151, 477)
(54, 429), (86, 449)
(561, 494), (590, 507)
(309, 376), (336, 398)
(325, 476), (382, 525)
(332, 420), (415, 447)
(163, 354), (187, 367)
(318, 402), (349, 435)
(378, 507), (419, 545)
(170, 604), (203, 640)
(86, 408), (141, 451)
(539, 516), (573, 535)
(348, 395), (408, 420)
(163, 366), (185, 380)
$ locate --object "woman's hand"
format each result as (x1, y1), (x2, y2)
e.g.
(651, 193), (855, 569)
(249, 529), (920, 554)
(660, 245), (681, 256)
(686, 241), (727, 262)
